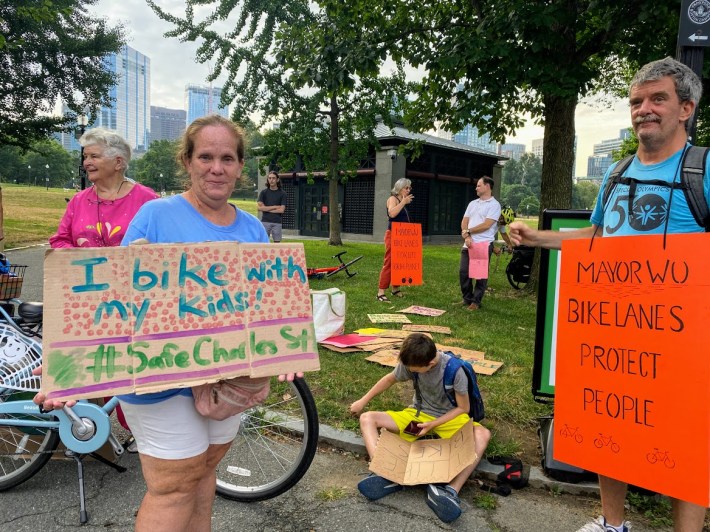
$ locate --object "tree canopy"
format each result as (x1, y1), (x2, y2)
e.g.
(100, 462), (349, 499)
(0, 140), (76, 188)
(129, 140), (181, 193)
(149, 0), (410, 244)
(354, 0), (679, 212)
(0, 1), (124, 150)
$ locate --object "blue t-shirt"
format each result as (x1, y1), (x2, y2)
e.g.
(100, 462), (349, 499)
(118, 194), (269, 405)
(590, 145), (710, 236)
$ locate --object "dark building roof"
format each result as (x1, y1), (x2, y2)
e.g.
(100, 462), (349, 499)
(373, 121), (506, 162)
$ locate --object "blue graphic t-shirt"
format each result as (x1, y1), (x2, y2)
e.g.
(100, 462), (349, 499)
(590, 145), (710, 236)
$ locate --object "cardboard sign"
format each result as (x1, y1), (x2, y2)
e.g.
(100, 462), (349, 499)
(402, 324), (452, 334)
(365, 347), (501, 375)
(555, 234), (710, 507)
(397, 305), (446, 317)
(468, 242), (490, 279)
(367, 314), (411, 323)
(42, 243), (319, 400)
(391, 222), (423, 286)
(369, 424), (476, 485)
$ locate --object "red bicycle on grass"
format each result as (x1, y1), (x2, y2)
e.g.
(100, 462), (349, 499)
(306, 252), (363, 280)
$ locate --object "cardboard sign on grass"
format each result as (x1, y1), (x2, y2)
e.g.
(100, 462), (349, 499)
(42, 243), (319, 401)
(369, 424), (476, 485)
(554, 234), (710, 507)
(402, 324), (452, 334)
(391, 222), (423, 286)
(397, 305), (446, 317)
(365, 347), (502, 375)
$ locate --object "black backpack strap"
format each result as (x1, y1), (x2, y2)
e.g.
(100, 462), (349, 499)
(680, 146), (710, 232)
(602, 155), (635, 208)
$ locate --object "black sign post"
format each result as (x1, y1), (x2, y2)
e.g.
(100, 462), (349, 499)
(678, 0), (710, 140)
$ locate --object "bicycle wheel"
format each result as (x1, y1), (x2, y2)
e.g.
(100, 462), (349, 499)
(216, 377), (319, 502)
(0, 390), (60, 490)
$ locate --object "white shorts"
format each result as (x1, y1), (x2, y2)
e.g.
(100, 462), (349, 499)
(118, 394), (240, 460)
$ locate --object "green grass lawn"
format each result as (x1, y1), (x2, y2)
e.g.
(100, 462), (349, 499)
(0, 184), (549, 458)
(302, 241), (550, 457)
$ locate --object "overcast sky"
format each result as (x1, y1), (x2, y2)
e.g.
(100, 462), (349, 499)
(96, 0), (631, 176)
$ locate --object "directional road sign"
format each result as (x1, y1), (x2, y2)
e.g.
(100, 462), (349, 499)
(679, 0), (710, 47)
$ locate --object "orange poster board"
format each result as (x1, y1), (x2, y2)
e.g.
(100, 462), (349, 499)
(555, 233), (709, 507)
(391, 222), (423, 286)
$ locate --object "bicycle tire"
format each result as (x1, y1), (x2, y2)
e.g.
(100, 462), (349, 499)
(0, 390), (60, 491)
(216, 377), (319, 502)
(506, 266), (524, 289)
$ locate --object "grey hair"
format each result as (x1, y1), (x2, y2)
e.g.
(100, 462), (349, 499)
(79, 128), (132, 171)
(391, 178), (412, 195)
(631, 57), (703, 108)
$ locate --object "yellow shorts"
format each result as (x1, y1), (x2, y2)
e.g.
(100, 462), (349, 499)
(386, 407), (476, 442)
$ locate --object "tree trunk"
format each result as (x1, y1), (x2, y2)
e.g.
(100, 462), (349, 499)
(524, 93), (578, 293)
(328, 93), (343, 246)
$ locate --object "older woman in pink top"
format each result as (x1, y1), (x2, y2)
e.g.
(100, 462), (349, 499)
(50, 128), (158, 248)
(48, 127), (157, 437)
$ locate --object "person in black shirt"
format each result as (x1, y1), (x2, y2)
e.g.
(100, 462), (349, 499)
(257, 171), (288, 242)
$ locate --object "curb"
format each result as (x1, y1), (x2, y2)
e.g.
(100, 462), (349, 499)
(318, 423), (600, 497)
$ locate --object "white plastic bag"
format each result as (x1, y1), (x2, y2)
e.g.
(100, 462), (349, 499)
(310, 288), (346, 342)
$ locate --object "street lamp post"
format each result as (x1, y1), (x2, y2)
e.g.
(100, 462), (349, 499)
(160, 173), (164, 196)
(27, 165), (31, 187)
(75, 114), (89, 190)
(45, 164), (50, 190)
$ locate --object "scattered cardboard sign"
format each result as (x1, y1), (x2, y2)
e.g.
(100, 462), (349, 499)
(319, 334), (379, 348)
(319, 345), (362, 354)
(374, 329), (426, 339)
(42, 242), (319, 401)
(469, 359), (504, 376)
(367, 314), (411, 324)
(355, 339), (402, 352)
(369, 424), (476, 485)
(364, 349), (400, 366)
(397, 305), (446, 317)
(354, 328), (388, 335)
(365, 345), (503, 376)
(435, 344), (485, 361)
(402, 325), (452, 334)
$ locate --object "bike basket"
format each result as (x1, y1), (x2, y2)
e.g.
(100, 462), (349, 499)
(0, 322), (42, 392)
(0, 265), (26, 300)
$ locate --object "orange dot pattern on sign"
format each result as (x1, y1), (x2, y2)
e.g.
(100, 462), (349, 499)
(61, 245), (312, 339)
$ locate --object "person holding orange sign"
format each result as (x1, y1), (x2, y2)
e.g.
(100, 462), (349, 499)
(508, 57), (708, 532)
(377, 178), (414, 302)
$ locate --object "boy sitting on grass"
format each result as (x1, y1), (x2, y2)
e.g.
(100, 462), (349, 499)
(349, 333), (491, 523)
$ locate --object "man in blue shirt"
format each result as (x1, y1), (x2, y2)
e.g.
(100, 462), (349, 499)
(508, 57), (708, 532)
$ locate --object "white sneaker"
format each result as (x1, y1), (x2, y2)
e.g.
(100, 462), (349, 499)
(577, 516), (631, 532)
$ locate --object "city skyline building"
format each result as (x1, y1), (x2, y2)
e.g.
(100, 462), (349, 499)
(498, 143), (526, 161)
(185, 84), (229, 125)
(150, 105), (186, 144)
(530, 137), (578, 177)
(586, 129), (631, 177)
(55, 45), (151, 153)
(451, 124), (498, 153)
